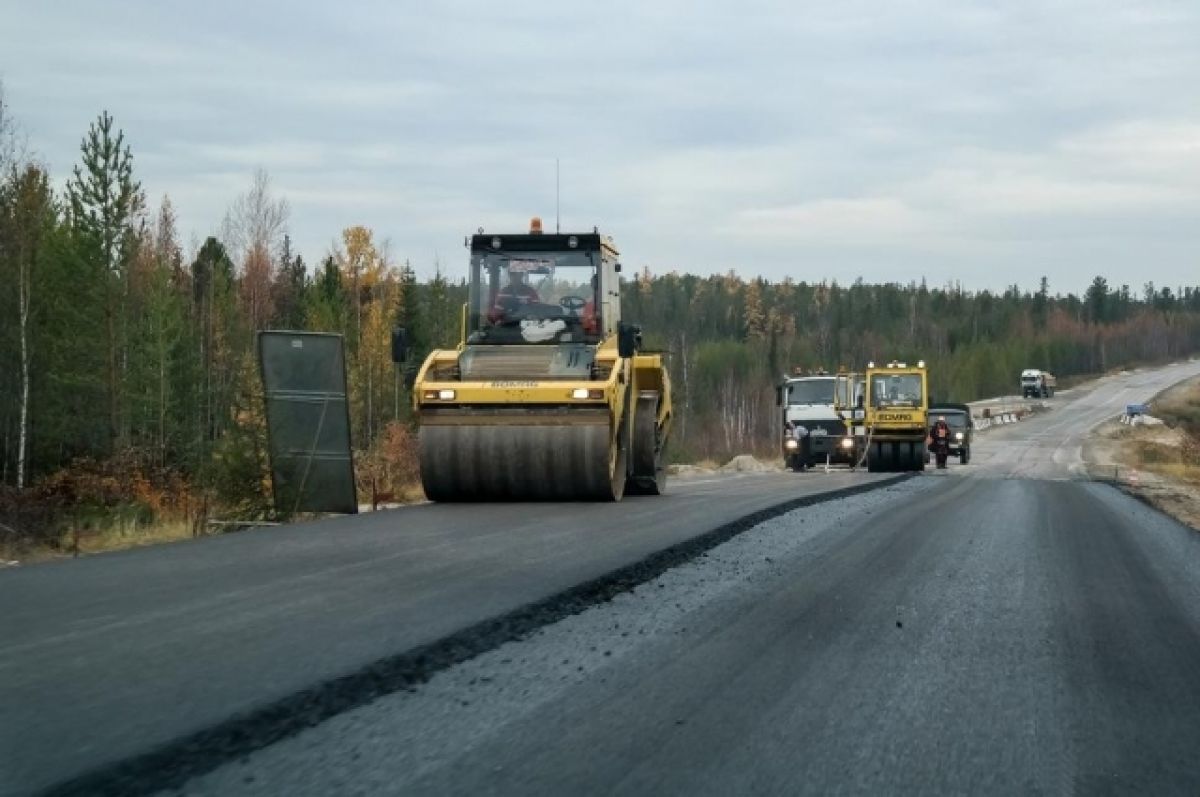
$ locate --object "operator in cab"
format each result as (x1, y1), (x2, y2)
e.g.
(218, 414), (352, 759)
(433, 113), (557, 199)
(497, 270), (540, 306)
(491, 269), (542, 323)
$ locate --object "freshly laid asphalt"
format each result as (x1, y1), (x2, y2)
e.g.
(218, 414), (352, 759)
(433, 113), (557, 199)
(0, 465), (892, 796)
(190, 477), (1200, 796)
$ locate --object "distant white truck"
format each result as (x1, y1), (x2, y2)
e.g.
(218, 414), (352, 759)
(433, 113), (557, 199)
(1021, 369), (1057, 399)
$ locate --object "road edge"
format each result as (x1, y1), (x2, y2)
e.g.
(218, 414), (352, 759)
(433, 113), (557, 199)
(1083, 374), (1200, 532)
(43, 473), (913, 797)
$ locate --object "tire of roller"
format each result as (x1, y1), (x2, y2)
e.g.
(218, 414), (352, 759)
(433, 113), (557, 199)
(627, 393), (667, 496)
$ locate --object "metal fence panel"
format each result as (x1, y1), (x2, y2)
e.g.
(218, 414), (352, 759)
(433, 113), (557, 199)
(258, 331), (358, 515)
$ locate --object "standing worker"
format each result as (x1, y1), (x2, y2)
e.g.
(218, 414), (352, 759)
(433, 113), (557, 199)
(929, 415), (951, 469)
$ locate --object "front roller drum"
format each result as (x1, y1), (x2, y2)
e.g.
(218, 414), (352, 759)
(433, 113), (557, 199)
(420, 422), (627, 501)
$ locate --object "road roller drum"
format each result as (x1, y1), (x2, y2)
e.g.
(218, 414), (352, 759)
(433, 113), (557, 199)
(419, 415), (627, 501)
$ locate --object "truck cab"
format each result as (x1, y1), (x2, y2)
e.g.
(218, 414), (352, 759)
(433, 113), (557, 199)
(1021, 369), (1056, 399)
(777, 372), (857, 471)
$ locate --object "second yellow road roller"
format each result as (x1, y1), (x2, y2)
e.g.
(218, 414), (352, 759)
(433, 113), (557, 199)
(864, 360), (929, 472)
(408, 218), (672, 501)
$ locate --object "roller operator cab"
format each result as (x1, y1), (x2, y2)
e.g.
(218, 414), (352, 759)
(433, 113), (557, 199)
(411, 219), (672, 501)
(864, 360), (929, 472)
(776, 372), (860, 471)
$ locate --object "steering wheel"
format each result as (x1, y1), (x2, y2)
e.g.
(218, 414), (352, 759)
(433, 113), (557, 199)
(559, 295), (587, 313)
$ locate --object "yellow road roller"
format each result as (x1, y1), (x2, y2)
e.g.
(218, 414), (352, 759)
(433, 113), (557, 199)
(864, 360), (928, 472)
(409, 218), (672, 501)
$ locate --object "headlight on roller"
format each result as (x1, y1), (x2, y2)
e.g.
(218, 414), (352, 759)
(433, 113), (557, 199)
(784, 439), (799, 450)
(840, 437), (854, 449)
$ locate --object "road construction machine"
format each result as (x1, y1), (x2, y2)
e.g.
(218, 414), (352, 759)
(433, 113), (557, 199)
(863, 360), (929, 472)
(407, 218), (672, 501)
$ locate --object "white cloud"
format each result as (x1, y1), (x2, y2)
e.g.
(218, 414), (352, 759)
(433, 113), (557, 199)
(721, 198), (943, 246)
(3, 0), (1199, 292)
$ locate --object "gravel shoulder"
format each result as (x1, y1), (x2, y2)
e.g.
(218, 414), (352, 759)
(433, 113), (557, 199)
(1085, 374), (1200, 532)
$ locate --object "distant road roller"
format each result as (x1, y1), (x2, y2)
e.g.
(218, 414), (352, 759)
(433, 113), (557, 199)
(863, 360), (929, 472)
(409, 218), (672, 501)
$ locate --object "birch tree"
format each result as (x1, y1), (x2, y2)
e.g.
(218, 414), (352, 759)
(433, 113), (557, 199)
(0, 165), (54, 488)
(223, 169), (288, 332)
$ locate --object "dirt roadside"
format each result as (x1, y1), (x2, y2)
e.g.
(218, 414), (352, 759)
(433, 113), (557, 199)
(1085, 375), (1200, 531)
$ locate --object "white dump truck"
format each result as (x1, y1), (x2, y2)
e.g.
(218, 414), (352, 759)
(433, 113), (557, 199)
(1020, 369), (1057, 399)
(776, 372), (859, 471)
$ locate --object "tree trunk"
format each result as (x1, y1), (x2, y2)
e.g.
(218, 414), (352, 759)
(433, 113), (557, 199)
(107, 304), (119, 451)
(158, 323), (167, 469)
(17, 263), (30, 489)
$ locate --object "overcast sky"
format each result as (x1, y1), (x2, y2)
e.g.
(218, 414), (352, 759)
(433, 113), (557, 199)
(4, 0), (1198, 293)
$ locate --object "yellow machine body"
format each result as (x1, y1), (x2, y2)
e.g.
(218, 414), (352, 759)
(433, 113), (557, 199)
(412, 227), (671, 501)
(863, 361), (929, 472)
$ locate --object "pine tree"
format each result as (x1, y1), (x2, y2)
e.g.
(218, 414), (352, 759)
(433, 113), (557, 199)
(189, 237), (238, 460)
(307, 255), (346, 333)
(65, 111), (144, 449)
(272, 234), (307, 329)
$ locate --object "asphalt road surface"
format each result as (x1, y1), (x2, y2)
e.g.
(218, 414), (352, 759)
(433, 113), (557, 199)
(1, 466), (892, 796)
(6, 360), (1200, 795)
(972, 360), (1200, 480)
(179, 358), (1200, 796)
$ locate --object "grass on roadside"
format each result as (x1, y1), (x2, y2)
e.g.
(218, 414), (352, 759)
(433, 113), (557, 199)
(1154, 388), (1200, 438)
(1118, 377), (1200, 489)
(62, 518), (197, 556)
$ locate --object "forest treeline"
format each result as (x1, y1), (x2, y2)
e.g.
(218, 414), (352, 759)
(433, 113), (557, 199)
(3, 100), (1200, 550)
(625, 269), (1200, 457)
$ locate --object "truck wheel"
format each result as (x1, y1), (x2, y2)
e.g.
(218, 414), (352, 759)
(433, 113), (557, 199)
(961, 447), (970, 464)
